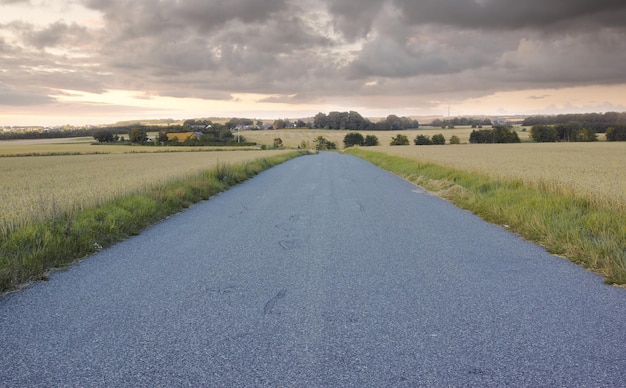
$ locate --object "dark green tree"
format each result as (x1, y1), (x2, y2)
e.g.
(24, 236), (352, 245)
(431, 133), (446, 145)
(93, 129), (115, 143)
(414, 134), (432, 145)
(606, 126), (626, 141)
(343, 132), (365, 147)
(530, 125), (559, 142)
(128, 127), (147, 143)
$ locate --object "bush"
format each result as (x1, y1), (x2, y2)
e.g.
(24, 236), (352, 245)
(364, 135), (379, 146)
(343, 132), (365, 147)
(314, 136), (336, 150)
(431, 133), (446, 145)
(449, 135), (460, 144)
(273, 138), (284, 148)
(414, 134), (432, 145)
(390, 134), (409, 146)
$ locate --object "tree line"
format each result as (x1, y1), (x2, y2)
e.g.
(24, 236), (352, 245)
(313, 111), (419, 130)
(430, 117), (492, 128)
(522, 112), (626, 133)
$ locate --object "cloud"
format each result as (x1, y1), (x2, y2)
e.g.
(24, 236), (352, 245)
(393, 0), (626, 30)
(1, 0), (626, 122)
(0, 83), (56, 105)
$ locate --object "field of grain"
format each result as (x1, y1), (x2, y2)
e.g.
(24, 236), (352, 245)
(373, 142), (626, 211)
(242, 127), (532, 148)
(0, 137), (259, 156)
(0, 149), (290, 234)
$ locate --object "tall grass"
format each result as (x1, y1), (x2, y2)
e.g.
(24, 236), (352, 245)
(0, 152), (306, 293)
(347, 148), (626, 285)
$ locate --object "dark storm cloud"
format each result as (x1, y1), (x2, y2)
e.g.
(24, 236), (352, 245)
(393, 0), (626, 30)
(323, 0), (383, 41)
(2, 0), (626, 114)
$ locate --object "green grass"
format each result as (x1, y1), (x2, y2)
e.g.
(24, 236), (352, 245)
(0, 151), (306, 293)
(346, 148), (626, 285)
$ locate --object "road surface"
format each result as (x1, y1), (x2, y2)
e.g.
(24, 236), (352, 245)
(1, 152), (626, 386)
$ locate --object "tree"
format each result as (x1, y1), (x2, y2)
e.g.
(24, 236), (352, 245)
(579, 128), (598, 142)
(343, 132), (365, 147)
(431, 133), (446, 145)
(390, 134), (409, 145)
(157, 131), (169, 145)
(364, 135), (379, 146)
(93, 129), (116, 143)
(273, 119), (286, 129)
(530, 125), (559, 142)
(470, 127), (520, 143)
(128, 127), (147, 143)
(414, 134), (432, 145)
(606, 126), (626, 141)
(492, 126), (520, 143)
(449, 135), (461, 144)
(313, 112), (328, 129)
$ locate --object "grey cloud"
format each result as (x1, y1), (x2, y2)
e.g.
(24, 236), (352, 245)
(19, 21), (92, 49)
(0, 83), (56, 105)
(393, 0), (626, 30)
(323, 0), (383, 41)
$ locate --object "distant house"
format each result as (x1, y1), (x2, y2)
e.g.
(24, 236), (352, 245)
(493, 118), (509, 126)
(166, 132), (203, 142)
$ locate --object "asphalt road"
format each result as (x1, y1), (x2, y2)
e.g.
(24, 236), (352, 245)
(1, 152), (626, 387)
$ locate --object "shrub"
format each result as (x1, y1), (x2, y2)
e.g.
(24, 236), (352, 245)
(343, 132), (365, 147)
(414, 134), (432, 145)
(314, 136), (336, 150)
(449, 135), (460, 144)
(364, 135), (379, 146)
(273, 138), (284, 148)
(390, 134), (409, 146)
(431, 133), (446, 145)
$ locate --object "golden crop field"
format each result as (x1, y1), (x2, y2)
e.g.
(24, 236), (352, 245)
(0, 137), (258, 156)
(0, 149), (290, 234)
(242, 127), (532, 148)
(373, 142), (626, 211)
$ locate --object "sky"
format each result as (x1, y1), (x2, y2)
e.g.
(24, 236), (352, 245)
(1, 0), (626, 126)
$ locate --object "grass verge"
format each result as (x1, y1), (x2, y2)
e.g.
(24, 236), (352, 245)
(346, 148), (626, 285)
(0, 151), (306, 293)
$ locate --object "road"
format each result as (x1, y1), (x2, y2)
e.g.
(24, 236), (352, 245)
(1, 152), (626, 386)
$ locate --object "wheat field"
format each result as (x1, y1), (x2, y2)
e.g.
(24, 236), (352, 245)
(372, 142), (626, 211)
(0, 137), (259, 156)
(242, 127), (532, 148)
(0, 150), (290, 234)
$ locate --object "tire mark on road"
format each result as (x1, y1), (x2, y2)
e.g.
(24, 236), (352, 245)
(264, 289), (287, 315)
